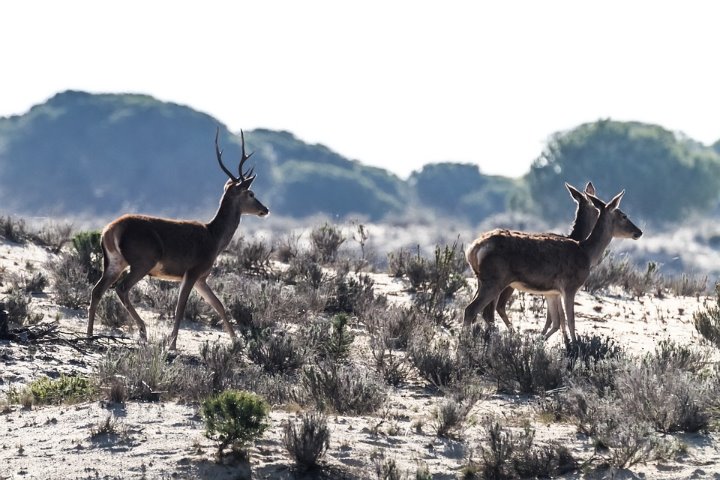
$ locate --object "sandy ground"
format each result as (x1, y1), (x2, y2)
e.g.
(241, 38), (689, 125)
(1, 238), (720, 479)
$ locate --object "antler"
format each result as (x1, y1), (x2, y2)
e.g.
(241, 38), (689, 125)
(238, 130), (256, 189)
(215, 128), (239, 182)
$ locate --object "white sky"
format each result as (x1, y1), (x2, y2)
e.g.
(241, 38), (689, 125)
(1, 1), (719, 179)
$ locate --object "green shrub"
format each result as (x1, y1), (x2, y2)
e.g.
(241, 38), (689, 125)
(201, 390), (270, 455)
(71, 230), (102, 284)
(16, 375), (95, 405)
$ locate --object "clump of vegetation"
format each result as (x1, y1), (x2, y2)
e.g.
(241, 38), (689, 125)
(10, 375), (95, 406)
(0, 215), (29, 243)
(95, 340), (206, 402)
(302, 362), (386, 414)
(311, 223), (345, 264)
(95, 294), (131, 329)
(46, 252), (91, 309)
(486, 331), (563, 394)
(71, 230), (103, 284)
(201, 390), (270, 457)
(694, 283), (720, 349)
(226, 237), (274, 275)
(477, 420), (577, 479)
(247, 328), (307, 374)
(395, 241), (468, 323)
(433, 398), (473, 438)
(283, 411), (330, 471)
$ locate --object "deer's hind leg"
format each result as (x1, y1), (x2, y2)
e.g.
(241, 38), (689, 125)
(464, 278), (507, 329)
(114, 259), (156, 341)
(88, 244), (127, 337)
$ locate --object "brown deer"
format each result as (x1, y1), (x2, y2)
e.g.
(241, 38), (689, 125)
(87, 128), (269, 350)
(464, 190), (642, 342)
(482, 182), (599, 340)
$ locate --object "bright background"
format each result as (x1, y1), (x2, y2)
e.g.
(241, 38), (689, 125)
(2, 0), (719, 178)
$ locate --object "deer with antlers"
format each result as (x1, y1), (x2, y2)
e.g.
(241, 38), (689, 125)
(87, 128), (268, 350)
(464, 189), (642, 342)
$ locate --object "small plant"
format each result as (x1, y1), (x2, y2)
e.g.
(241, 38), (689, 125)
(228, 237), (274, 275)
(310, 223), (345, 263)
(2, 287), (32, 324)
(694, 283), (720, 349)
(0, 215), (28, 243)
(283, 411), (330, 471)
(95, 294), (131, 329)
(408, 338), (460, 388)
(306, 313), (355, 363)
(487, 331), (563, 394)
(433, 398), (472, 437)
(302, 362), (386, 414)
(201, 390), (270, 457)
(20, 375), (95, 405)
(47, 253), (90, 309)
(90, 414), (126, 439)
(247, 329), (307, 374)
(71, 230), (103, 284)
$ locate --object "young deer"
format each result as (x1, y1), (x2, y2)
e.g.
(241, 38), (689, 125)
(87, 129), (269, 350)
(482, 182), (599, 340)
(464, 190), (642, 342)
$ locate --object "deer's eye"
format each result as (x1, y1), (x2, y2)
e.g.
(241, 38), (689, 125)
(249, 192), (255, 198)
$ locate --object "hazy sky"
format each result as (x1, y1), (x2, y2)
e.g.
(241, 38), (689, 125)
(2, 1), (719, 178)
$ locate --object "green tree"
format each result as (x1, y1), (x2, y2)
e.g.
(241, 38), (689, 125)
(409, 163), (517, 221)
(526, 120), (720, 223)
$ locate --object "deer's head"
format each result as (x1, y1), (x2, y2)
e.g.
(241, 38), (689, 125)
(588, 191), (642, 240)
(216, 129), (269, 217)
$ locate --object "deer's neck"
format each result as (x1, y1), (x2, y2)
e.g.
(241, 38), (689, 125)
(568, 206), (594, 241)
(580, 213), (613, 266)
(207, 194), (242, 253)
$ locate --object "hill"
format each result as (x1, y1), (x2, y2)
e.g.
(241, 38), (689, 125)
(0, 91), (514, 222)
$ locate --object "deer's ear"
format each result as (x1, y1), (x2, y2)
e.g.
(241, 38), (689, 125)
(584, 182), (596, 196)
(566, 183), (585, 203)
(606, 190), (625, 211)
(587, 193), (605, 210)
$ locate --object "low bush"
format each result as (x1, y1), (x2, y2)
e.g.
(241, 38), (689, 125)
(95, 294), (131, 330)
(302, 362), (386, 414)
(46, 253), (90, 309)
(201, 390), (270, 456)
(408, 338), (461, 388)
(486, 331), (563, 394)
(95, 340), (205, 401)
(13, 375), (95, 406)
(226, 237), (274, 275)
(283, 411), (330, 471)
(247, 329), (308, 374)
(310, 223), (345, 264)
(694, 283), (720, 349)
(71, 230), (103, 284)
(477, 420), (578, 479)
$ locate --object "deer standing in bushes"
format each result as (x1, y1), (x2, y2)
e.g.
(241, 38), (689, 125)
(484, 182), (599, 341)
(87, 129), (269, 350)
(464, 189), (642, 343)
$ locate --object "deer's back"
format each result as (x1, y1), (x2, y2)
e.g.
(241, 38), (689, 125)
(104, 214), (217, 279)
(467, 229), (591, 290)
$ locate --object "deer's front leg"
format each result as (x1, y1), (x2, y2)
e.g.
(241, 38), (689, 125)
(169, 271), (201, 350)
